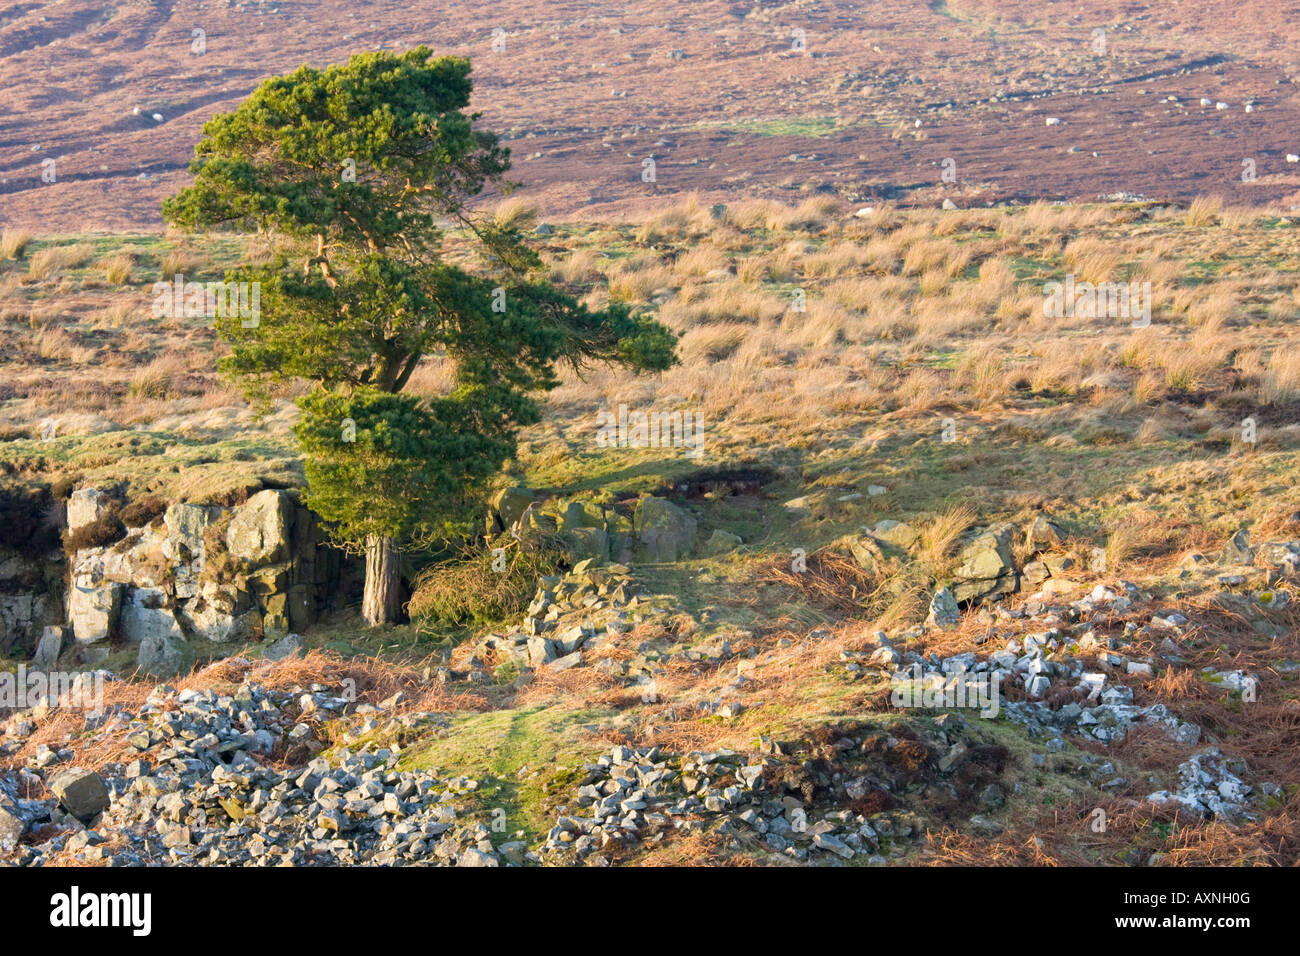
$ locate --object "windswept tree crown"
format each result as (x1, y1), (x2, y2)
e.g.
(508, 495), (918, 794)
(163, 48), (676, 550)
(163, 50), (506, 251)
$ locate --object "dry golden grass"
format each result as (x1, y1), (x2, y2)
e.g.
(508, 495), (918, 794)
(1063, 238), (1122, 285)
(5, 194), (1299, 468)
(901, 239), (950, 277)
(404, 358), (457, 398)
(660, 280), (785, 326)
(606, 255), (673, 303)
(548, 248), (600, 285)
(1259, 348), (1300, 405)
(159, 248), (206, 277)
(127, 353), (188, 400)
(1184, 194), (1223, 227)
(1161, 349), (1217, 391)
(801, 241), (868, 277)
(1184, 283), (1239, 327)
(1, 228), (32, 260)
(727, 195), (839, 233)
(27, 243), (93, 279)
(916, 504), (977, 575)
(492, 195), (538, 231)
(33, 325), (76, 360)
(677, 321), (750, 363)
(673, 244), (729, 278)
(97, 251), (134, 284)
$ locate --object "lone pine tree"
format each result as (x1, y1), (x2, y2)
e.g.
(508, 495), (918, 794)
(164, 48), (676, 625)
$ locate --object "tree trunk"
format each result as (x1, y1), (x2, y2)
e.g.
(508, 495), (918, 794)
(362, 534), (402, 626)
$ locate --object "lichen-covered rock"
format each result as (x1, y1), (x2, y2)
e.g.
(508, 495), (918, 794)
(263, 632), (304, 661)
(556, 500), (604, 531)
(179, 582), (258, 643)
(72, 526), (171, 589)
(164, 502), (215, 558)
(119, 587), (183, 645)
(0, 798), (27, 850)
(1256, 542), (1300, 573)
(225, 490), (293, 564)
(927, 587), (960, 628)
(247, 565), (288, 597)
(1042, 551), (1076, 576)
(1025, 514), (1065, 552)
(0, 593), (35, 655)
(563, 526), (609, 562)
(633, 497), (697, 562)
(32, 625), (66, 670)
(263, 593), (291, 636)
(871, 520), (918, 552)
(527, 635), (556, 666)
(0, 544), (64, 656)
(37, 490), (347, 668)
(1022, 561), (1050, 586)
(951, 523), (1018, 603)
(1221, 528), (1253, 565)
(287, 584), (317, 632)
(68, 581), (123, 643)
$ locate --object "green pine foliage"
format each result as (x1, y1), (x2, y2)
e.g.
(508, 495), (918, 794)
(163, 48), (676, 554)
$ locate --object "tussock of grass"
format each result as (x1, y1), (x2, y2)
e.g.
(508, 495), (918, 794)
(28, 243), (93, 279)
(98, 251), (135, 284)
(1, 228), (32, 260)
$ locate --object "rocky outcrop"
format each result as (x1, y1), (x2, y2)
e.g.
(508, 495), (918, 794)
(1024, 514), (1065, 552)
(119, 587), (184, 644)
(871, 519), (919, 552)
(55, 487), (349, 673)
(0, 796), (25, 851)
(486, 489), (703, 566)
(32, 627), (66, 671)
(486, 487), (536, 533)
(927, 587), (960, 628)
(700, 529), (742, 556)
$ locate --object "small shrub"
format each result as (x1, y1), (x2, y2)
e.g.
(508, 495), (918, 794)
(120, 494), (168, 528)
(64, 509), (126, 554)
(493, 196), (538, 231)
(49, 475), (76, 500)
